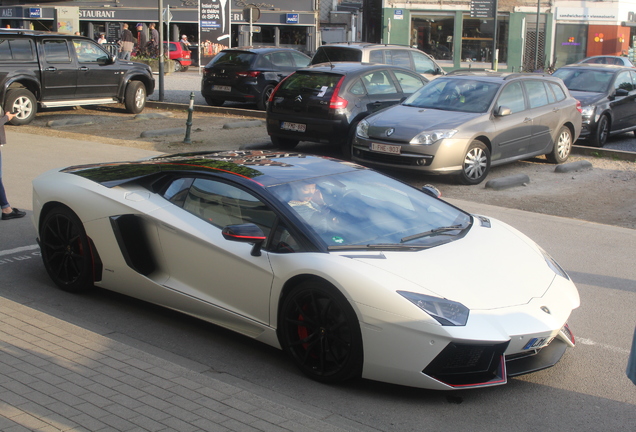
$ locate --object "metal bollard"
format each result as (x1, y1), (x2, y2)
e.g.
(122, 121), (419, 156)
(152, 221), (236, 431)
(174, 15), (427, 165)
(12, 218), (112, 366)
(184, 92), (194, 144)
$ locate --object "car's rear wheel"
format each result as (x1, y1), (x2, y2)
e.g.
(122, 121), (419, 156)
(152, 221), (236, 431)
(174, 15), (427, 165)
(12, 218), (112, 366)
(257, 84), (275, 110)
(271, 136), (299, 150)
(181, 66), (189, 72)
(124, 81), (146, 114)
(279, 280), (363, 383)
(204, 96), (224, 107)
(458, 140), (490, 185)
(40, 206), (94, 293)
(546, 125), (572, 164)
(172, 60), (182, 73)
(589, 115), (609, 148)
(5, 88), (37, 125)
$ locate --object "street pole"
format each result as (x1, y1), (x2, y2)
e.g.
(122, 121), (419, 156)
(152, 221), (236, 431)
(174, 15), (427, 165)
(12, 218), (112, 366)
(158, 0), (164, 101)
(535, 0), (541, 71)
(491, 0), (498, 71)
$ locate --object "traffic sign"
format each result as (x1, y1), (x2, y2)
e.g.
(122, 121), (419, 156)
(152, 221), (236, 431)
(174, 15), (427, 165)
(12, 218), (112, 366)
(243, 6), (261, 23)
(470, 0), (495, 18)
(240, 25), (261, 33)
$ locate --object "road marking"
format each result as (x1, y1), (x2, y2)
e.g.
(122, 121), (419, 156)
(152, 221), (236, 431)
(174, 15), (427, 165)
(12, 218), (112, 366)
(0, 244), (40, 257)
(577, 337), (630, 354)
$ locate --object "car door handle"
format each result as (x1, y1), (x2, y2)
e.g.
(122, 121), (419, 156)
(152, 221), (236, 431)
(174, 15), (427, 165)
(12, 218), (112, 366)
(523, 117), (532, 123)
(79, 66), (89, 71)
(552, 108), (560, 113)
(44, 67), (57, 71)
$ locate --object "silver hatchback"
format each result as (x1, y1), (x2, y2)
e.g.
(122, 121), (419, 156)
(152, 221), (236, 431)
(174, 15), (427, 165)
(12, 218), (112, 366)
(352, 72), (582, 184)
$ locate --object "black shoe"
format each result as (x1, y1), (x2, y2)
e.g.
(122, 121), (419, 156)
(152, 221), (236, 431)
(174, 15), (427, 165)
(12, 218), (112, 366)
(2, 208), (26, 220)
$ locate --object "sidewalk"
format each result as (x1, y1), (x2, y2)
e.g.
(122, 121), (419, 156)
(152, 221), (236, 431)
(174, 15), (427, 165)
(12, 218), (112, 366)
(0, 296), (351, 432)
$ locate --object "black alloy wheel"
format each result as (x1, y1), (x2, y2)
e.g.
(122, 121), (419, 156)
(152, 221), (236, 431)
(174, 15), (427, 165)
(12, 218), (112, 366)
(258, 84), (275, 110)
(279, 280), (363, 383)
(40, 207), (94, 293)
(590, 115), (609, 148)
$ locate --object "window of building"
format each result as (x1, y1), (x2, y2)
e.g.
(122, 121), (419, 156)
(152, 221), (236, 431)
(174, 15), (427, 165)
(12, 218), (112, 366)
(554, 24), (588, 69)
(461, 15), (509, 64)
(411, 15), (455, 60)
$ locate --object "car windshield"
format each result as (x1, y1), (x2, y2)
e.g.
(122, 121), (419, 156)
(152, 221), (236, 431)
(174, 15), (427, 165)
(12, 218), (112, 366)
(401, 78), (500, 113)
(206, 51), (255, 68)
(268, 170), (471, 249)
(277, 72), (342, 98)
(552, 69), (613, 93)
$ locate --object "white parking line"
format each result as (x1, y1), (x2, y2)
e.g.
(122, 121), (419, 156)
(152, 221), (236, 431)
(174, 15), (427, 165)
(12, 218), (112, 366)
(0, 244), (40, 257)
(577, 337), (630, 354)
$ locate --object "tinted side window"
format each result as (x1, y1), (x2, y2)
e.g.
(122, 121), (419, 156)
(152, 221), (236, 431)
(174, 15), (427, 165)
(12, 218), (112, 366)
(497, 81), (526, 113)
(0, 39), (35, 61)
(43, 39), (72, 63)
(73, 40), (109, 63)
(163, 177), (194, 207)
(183, 179), (276, 236)
(290, 51), (310, 67)
(368, 50), (384, 63)
(412, 51), (436, 74)
(362, 70), (398, 95)
(393, 70), (426, 93)
(348, 78), (366, 96)
(614, 71), (633, 92)
(549, 82), (566, 101)
(270, 51), (293, 67)
(386, 50), (411, 69)
(524, 80), (550, 108)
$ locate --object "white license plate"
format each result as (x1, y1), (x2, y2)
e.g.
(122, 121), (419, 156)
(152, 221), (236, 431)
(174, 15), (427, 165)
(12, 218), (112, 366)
(523, 337), (554, 350)
(213, 85), (231, 92)
(371, 142), (401, 155)
(281, 122), (306, 132)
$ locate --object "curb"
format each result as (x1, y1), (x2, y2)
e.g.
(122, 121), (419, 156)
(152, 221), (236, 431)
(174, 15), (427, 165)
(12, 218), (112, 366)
(572, 145), (636, 162)
(555, 160), (593, 173)
(140, 127), (184, 138)
(223, 120), (265, 129)
(146, 101), (266, 119)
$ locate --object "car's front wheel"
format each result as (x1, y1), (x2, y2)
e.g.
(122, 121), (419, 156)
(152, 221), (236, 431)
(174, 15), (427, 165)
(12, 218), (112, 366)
(458, 140), (490, 185)
(590, 115), (609, 148)
(279, 280), (363, 383)
(271, 136), (299, 150)
(5, 88), (37, 125)
(124, 81), (146, 114)
(546, 125), (572, 164)
(257, 84), (275, 110)
(40, 206), (94, 293)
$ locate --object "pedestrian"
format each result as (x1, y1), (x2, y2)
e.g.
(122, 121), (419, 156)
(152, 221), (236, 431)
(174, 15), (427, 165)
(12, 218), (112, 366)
(136, 24), (147, 52)
(149, 23), (159, 47)
(0, 107), (26, 221)
(119, 23), (134, 60)
(180, 34), (190, 46)
(97, 33), (106, 44)
(628, 326), (636, 385)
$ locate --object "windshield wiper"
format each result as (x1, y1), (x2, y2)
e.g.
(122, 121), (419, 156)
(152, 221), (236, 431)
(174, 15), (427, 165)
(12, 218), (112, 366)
(400, 224), (465, 243)
(328, 244), (430, 251)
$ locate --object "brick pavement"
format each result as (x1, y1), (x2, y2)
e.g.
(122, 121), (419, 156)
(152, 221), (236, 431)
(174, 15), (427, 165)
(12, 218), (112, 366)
(0, 297), (352, 432)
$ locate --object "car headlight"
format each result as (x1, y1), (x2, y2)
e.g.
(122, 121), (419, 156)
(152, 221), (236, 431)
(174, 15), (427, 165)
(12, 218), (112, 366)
(410, 129), (458, 145)
(397, 291), (469, 326)
(580, 105), (595, 118)
(356, 119), (369, 139)
(538, 247), (570, 280)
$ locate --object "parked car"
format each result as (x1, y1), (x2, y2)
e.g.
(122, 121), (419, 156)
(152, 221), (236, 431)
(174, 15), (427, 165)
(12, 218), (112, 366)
(266, 63), (428, 154)
(164, 41), (191, 72)
(0, 29), (155, 125)
(32, 150), (579, 390)
(553, 63), (636, 147)
(574, 55), (635, 68)
(352, 72), (582, 184)
(201, 47), (311, 110)
(311, 42), (445, 80)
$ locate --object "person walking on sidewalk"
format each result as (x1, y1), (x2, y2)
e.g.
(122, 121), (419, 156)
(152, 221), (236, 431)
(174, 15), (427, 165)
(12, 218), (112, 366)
(119, 23), (134, 61)
(0, 108), (25, 220)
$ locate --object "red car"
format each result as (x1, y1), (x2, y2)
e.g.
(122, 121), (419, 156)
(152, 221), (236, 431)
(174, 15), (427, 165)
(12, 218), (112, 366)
(164, 41), (192, 72)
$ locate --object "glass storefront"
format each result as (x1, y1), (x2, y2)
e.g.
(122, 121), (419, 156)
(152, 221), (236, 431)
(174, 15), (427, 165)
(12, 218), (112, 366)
(461, 15), (508, 64)
(554, 24), (588, 68)
(411, 15), (455, 60)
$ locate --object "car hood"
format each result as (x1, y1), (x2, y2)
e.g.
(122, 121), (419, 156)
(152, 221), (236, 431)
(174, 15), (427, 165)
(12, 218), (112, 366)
(367, 105), (481, 139)
(348, 217), (557, 310)
(569, 90), (606, 106)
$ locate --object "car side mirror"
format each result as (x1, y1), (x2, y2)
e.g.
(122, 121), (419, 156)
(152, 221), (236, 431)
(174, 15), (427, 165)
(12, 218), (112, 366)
(495, 106), (512, 117)
(615, 88), (629, 97)
(222, 223), (266, 256)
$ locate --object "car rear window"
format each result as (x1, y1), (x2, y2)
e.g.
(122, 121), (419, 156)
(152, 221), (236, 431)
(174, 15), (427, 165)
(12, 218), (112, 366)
(0, 38), (35, 61)
(311, 47), (362, 64)
(278, 72), (344, 99)
(207, 51), (255, 68)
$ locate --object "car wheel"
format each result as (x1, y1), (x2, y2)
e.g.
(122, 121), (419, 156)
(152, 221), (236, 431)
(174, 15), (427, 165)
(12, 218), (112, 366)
(40, 206), (94, 293)
(458, 140), (490, 185)
(5, 88), (37, 125)
(341, 120), (359, 160)
(279, 280), (363, 383)
(204, 96), (224, 107)
(257, 84), (275, 110)
(589, 115), (609, 148)
(181, 66), (189, 72)
(271, 136), (299, 150)
(172, 60), (182, 73)
(124, 81), (146, 114)
(546, 125), (573, 164)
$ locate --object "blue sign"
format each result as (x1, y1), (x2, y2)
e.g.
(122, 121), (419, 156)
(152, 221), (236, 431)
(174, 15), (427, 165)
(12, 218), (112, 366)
(286, 13), (299, 24)
(29, 8), (41, 18)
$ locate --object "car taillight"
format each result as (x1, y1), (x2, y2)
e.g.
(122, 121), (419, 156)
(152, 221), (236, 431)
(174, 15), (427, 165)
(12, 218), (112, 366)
(576, 100), (582, 113)
(268, 74), (292, 103)
(329, 76), (347, 110)
(236, 71), (261, 78)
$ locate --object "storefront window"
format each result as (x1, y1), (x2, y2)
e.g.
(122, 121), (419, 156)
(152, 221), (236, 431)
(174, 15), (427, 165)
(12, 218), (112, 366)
(461, 15), (508, 64)
(554, 24), (588, 69)
(411, 15), (455, 60)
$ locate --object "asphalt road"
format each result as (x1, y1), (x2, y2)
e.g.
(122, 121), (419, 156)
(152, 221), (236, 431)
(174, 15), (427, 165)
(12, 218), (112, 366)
(1, 132), (635, 431)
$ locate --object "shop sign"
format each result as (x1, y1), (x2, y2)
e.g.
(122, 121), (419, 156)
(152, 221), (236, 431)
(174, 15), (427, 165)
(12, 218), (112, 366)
(394, 10), (403, 20)
(79, 10), (116, 19)
(470, 0), (495, 19)
(286, 13), (299, 24)
(29, 8), (41, 19)
(555, 7), (618, 22)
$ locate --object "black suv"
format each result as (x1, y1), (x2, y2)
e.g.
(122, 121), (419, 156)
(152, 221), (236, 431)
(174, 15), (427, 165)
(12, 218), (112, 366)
(266, 62), (428, 154)
(201, 46), (311, 110)
(0, 29), (155, 125)
(553, 63), (636, 147)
